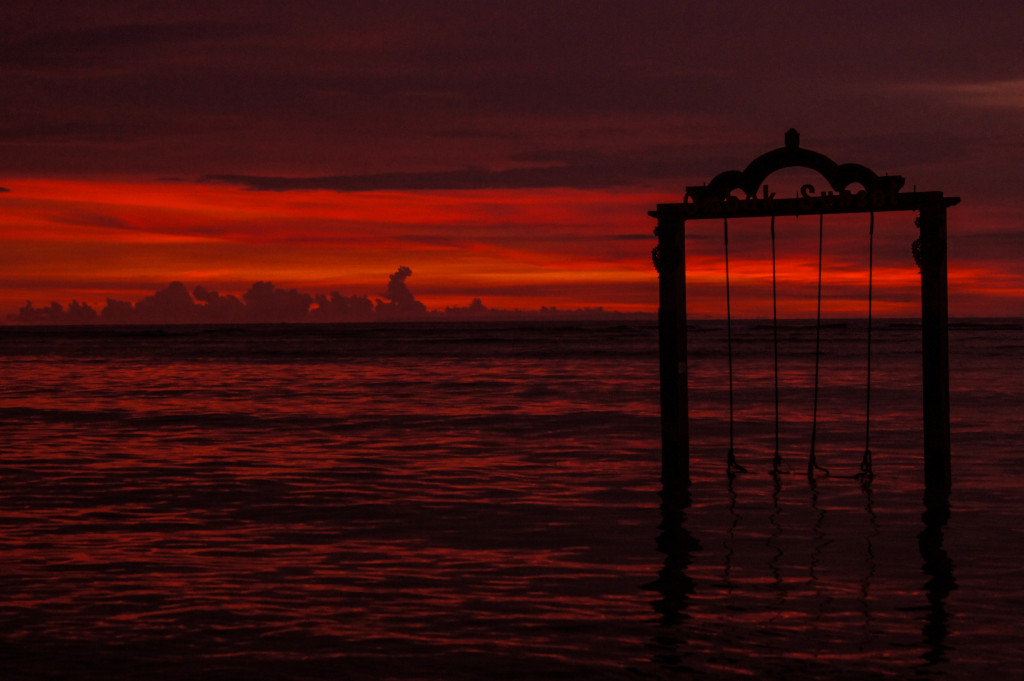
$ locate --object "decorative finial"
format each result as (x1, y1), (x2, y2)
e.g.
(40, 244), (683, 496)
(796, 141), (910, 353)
(785, 128), (799, 150)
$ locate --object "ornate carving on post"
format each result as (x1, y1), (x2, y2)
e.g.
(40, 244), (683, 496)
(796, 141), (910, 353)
(651, 241), (681, 276)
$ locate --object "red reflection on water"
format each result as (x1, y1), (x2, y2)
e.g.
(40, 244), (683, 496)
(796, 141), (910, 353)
(2, 323), (1021, 679)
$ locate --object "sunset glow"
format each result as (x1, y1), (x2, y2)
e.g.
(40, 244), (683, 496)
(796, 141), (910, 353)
(0, 179), (661, 314)
(2, 177), (1020, 320)
(2, 3), (1022, 321)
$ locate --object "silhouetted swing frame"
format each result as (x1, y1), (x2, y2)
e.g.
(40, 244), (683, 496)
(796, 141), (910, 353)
(651, 131), (958, 493)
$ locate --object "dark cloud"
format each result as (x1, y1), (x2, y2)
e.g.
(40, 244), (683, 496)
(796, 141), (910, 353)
(0, 21), (259, 71)
(131, 280), (197, 324)
(309, 292), (375, 323)
(0, 121), (160, 144)
(100, 298), (135, 324)
(377, 266), (427, 318)
(8, 270), (422, 325)
(242, 282), (314, 323)
(202, 149), (711, 191)
(203, 167), (594, 191)
(4, 2), (1021, 190)
(192, 285), (246, 323)
(9, 300), (98, 324)
(6, 267), (643, 325)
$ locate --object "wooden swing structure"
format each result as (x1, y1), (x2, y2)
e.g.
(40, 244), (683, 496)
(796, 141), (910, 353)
(651, 130), (958, 494)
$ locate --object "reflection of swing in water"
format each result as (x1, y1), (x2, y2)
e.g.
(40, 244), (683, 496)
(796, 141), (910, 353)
(647, 469), (953, 677)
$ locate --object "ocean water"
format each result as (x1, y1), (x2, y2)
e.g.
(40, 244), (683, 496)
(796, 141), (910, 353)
(1, 320), (1021, 680)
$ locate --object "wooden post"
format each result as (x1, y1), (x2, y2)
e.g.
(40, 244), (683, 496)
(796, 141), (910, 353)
(654, 206), (689, 488)
(918, 200), (952, 493)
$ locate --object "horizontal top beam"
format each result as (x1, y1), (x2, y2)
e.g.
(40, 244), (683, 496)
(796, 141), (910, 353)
(650, 190), (959, 222)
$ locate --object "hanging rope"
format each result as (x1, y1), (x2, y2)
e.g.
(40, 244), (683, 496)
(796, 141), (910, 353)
(858, 212), (876, 479)
(770, 214), (784, 475)
(724, 216), (746, 474)
(808, 212), (830, 477)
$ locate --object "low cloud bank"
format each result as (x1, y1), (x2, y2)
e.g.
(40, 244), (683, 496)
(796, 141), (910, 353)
(7, 267), (633, 325)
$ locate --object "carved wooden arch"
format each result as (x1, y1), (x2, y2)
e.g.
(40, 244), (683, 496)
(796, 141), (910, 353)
(686, 129), (905, 203)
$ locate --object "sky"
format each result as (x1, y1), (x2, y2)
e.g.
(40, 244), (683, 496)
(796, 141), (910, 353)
(2, 1), (1023, 321)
